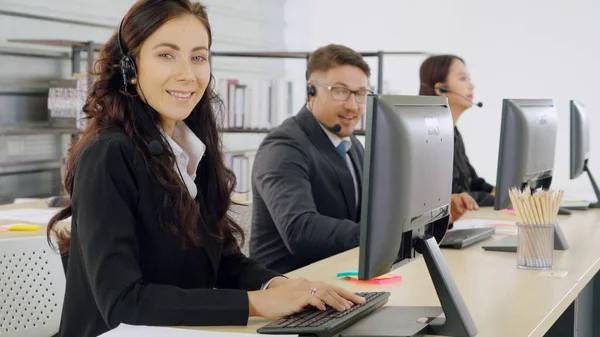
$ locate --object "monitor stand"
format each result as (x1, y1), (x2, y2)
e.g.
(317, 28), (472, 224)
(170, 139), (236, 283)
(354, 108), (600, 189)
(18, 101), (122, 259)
(481, 222), (569, 252)
(558, 207), (572, 215)
(584, 163), (600, 209)
(46, 195), (69, 208)
(339, 236), (477, 337)
(533, 178), (573, 215)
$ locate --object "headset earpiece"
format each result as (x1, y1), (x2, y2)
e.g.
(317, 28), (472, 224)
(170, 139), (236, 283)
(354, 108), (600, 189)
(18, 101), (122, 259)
(117, 16), (138, 90)
(306, 84), (316, 97)
(439, 86), (450, 94)
(119, 55), (137, 84)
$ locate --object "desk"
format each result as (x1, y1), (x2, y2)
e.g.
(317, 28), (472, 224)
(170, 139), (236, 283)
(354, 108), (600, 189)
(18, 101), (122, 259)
(2, 203), (600, 337)
(0, 200), (68, 239)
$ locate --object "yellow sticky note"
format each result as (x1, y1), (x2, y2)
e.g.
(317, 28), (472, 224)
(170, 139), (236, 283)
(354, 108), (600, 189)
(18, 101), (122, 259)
(6, 224), (42, 231)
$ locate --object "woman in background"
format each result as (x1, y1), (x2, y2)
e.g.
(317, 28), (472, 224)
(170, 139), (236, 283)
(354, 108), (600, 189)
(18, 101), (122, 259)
(420, 54), (495, 207)
(47, 1), (364, 336)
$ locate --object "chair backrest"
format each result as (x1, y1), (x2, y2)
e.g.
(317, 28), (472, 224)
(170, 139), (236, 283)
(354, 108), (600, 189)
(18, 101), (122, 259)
(0, 236), (66, 337)
(228, 202), (252, 256)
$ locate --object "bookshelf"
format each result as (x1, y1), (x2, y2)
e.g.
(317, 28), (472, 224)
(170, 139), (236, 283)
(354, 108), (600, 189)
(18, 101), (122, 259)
(7, 39), (429, 135)
(7, 39), (100, 75)
(211, 50), (429, 94)
(6, 38), (429, 200)
(210, 50), (430, 136)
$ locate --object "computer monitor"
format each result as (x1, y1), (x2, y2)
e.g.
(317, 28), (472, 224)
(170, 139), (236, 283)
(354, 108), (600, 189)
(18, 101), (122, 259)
(493, 99), (568, 214)
(356, 94), (477, 337)
(570, 100), (600, 208)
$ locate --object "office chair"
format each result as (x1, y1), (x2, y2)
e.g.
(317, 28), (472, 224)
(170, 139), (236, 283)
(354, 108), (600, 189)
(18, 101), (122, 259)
(0, 236), (66, 337)
(228, 202), (252, 256)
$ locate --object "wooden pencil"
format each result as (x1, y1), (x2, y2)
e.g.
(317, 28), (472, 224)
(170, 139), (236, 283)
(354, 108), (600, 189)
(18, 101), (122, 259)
(509, 187), (563, 267)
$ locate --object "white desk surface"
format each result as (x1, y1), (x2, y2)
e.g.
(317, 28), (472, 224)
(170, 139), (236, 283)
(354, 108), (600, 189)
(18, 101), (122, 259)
(2, 201), (600, 337)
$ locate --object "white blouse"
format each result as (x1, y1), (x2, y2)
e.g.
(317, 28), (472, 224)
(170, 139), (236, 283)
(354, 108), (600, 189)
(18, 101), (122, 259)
(161, 121), (205, 198)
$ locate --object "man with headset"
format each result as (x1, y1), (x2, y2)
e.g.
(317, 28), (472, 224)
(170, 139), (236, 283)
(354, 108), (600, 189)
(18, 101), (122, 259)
(249, 44), (475, 274)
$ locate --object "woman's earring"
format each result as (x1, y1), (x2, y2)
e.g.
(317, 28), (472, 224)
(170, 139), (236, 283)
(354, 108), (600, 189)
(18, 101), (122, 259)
(129, 78), (137, 85)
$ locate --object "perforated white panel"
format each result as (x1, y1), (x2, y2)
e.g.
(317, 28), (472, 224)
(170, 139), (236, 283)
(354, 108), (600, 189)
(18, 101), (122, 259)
(0, 237), (66, 337)
(229, 203), (252, 256)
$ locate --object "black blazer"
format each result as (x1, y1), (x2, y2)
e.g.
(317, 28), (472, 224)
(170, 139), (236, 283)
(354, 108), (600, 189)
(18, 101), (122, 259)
(59, 129), (281, 337)
(250, 106), (364, 274)
(452, 127), (495, 206)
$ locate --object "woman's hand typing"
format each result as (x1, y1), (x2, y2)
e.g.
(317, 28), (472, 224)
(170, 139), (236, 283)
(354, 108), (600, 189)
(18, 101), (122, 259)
(247, 278), (365, 319)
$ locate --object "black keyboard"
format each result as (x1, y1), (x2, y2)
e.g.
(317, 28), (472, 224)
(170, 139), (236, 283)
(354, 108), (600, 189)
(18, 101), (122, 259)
(439, 227), (495, 249)
(257, 291), (390, 337)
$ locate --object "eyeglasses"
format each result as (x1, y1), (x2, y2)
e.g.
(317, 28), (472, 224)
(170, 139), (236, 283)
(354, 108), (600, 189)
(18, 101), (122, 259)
(312, 81), (373, 103)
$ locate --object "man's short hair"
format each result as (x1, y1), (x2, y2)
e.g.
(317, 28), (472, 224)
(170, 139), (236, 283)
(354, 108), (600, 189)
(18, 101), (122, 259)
(307, 44), (371, 79)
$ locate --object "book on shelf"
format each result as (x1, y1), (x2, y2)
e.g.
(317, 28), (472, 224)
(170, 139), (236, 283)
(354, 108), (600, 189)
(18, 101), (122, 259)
(47, 78), (88, 130)
(214, 76), (370, 135)
(223, 151), (256, 202)
(215, 77), (294, 131)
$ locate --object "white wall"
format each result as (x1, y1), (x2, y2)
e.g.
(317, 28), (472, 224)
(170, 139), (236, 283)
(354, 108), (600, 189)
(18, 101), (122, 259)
(285, 0), (600, 198)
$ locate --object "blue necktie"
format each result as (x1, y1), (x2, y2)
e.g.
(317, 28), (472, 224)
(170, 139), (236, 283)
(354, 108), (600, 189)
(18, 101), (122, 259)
(336, 143), (347, 159)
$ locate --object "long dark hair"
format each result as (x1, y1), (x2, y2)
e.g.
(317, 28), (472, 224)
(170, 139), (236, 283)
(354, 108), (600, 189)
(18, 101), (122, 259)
(47, 0), (244, 254)
(419, 54), (465, 96)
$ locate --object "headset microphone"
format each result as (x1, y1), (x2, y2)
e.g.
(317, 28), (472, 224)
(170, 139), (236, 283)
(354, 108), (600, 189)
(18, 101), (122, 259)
(148, 140), (163, 156)
(319, 122), (342, 135)
(439, 86), (483, 108)
(117, 8), (187, 187)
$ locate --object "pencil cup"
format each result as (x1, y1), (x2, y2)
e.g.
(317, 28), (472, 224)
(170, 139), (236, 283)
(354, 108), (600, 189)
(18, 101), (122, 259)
(516, 223), (554, 270)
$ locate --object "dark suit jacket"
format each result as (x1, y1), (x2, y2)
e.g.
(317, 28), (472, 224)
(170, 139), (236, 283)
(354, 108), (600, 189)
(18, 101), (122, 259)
(452, 127), (495, 207)
(250, 106), (364, 274)
(59, 129), (280, 337)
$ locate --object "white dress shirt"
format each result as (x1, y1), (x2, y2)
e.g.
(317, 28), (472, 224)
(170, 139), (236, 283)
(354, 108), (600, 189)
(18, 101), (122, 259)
(160, 121), (205, 199)
(319, 125), (359, 207)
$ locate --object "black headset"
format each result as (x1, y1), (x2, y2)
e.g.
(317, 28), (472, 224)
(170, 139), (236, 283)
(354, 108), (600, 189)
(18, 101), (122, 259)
(118, 0), (181, 89)
(420, 82), (450, 94)
(306, 83), (317, 97)
(114, 2), (196, 188)
(117, 17), (137, 90)
(306, 70), (317, 97)
(116, 11), (166, 157)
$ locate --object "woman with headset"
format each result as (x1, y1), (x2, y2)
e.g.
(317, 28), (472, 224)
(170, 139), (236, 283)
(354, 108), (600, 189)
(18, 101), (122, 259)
(419, 54), (495, 207)
(47, 1), (364, 336)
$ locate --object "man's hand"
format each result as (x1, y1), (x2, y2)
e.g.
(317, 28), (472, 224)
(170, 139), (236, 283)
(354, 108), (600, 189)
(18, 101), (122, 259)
(491, 186), (496, 196)
(450, 192), (478, 223)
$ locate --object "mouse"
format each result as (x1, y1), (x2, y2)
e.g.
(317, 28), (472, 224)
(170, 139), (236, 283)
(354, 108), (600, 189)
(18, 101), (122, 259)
(46, 196), (68, 208)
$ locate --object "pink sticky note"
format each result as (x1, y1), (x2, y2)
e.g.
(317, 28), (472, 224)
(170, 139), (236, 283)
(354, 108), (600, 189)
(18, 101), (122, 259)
(501, 208), (516, 215)
(346, 274), (403, 285)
